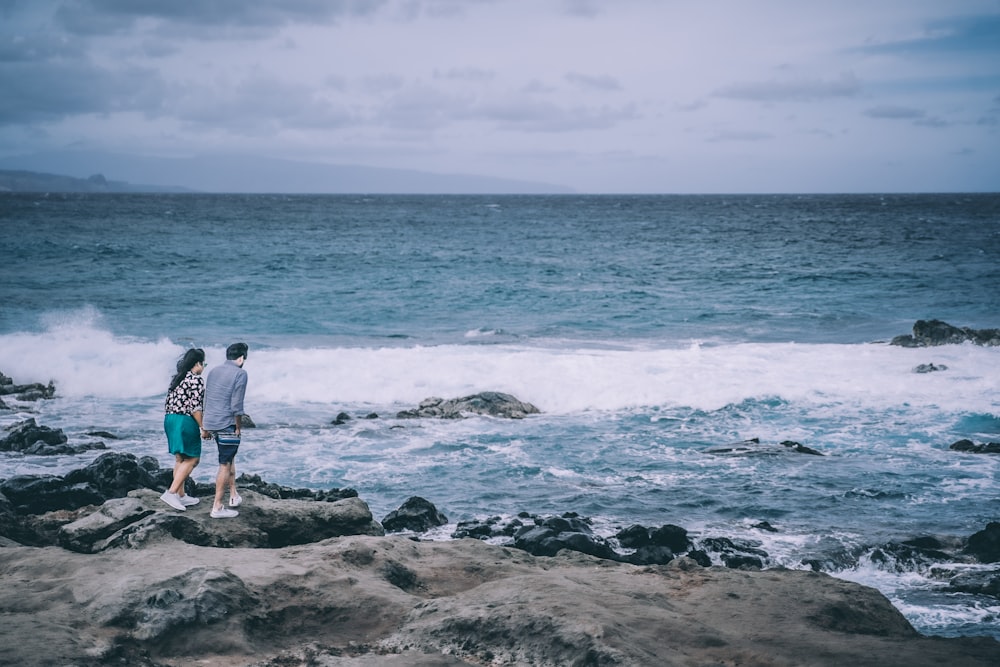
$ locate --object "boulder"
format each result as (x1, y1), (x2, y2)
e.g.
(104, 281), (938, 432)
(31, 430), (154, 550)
(382, 496), (448, 533)
(396, 391), (540, 419)
(0, 376), (56, 400)
(0, 418), (68, 451)
(60, 489), (383, 552)
(950, 439), (1000, 455)
(891, 319), (1000, 347)
(966, 522), (1000, 563)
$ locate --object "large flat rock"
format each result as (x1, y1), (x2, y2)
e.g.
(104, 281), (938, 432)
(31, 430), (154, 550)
(1, 536), (998, 666)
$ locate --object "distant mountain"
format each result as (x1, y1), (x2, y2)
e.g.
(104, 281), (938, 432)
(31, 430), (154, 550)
(0, 169), (193, 193)
(0, 150), (574, 194)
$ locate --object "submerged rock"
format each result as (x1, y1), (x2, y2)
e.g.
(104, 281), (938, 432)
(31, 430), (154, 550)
(706, 437), (824, 457)
(914, 363), (949, 373)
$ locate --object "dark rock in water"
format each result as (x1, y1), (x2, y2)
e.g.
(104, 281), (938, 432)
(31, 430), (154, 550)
(890, 319), (1000, 347)
(781, 440), (824, 456)
(950, 439), (1000, 455)
(0, 418), (68, 451)
(700, 536), (770, 569)
(947, 570), (1000, 597)
(913, 363), (948, 373)
(513, 514), (620, 561)
(397, 391), (540, 419)
(193, 472), (357, 503)
(619, 523), (693, 552)
(331, 411), (352, 425)
(0, 419), (109, 455)
(753, 521), (779, 532)
(615, 524), (653, 548)
(707, 438), (823, 457)
(966, 522), (1000, 563)
(455, 513), (704, 566)
(86, 430), (120, 439)
(0, 373), (56, 400)
(951, 439), (978, 452)
(382, 496), (448, 533)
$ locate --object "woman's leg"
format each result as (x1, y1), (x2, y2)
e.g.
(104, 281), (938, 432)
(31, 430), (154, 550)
(169, 455), (199, 495)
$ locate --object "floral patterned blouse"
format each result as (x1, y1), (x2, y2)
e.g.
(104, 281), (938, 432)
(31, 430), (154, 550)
(165, 372), (205, 416)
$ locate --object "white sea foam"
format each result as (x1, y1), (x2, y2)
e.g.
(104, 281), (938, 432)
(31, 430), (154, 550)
(2, 314), (998, 419)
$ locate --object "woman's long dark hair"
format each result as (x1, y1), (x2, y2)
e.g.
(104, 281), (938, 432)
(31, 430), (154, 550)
(168, 348), (205, 392)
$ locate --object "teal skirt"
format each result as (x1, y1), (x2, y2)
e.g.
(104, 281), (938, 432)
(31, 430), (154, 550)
(164, 413), (202, 459)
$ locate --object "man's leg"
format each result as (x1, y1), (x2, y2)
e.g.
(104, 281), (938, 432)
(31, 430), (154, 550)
(214, 462), (232, 511)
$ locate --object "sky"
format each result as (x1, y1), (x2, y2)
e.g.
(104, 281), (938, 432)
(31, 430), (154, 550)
(1, 0), (999, 193)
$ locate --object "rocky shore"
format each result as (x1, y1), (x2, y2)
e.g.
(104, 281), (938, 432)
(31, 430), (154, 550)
(2, 347), (1000, 667)
(1, 451), (999, 666)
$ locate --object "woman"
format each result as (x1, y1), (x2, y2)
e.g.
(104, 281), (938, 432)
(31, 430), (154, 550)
(161, 348), (207, 511)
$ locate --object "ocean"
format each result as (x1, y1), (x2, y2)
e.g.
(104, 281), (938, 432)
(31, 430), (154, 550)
(1, 192), (999, 639)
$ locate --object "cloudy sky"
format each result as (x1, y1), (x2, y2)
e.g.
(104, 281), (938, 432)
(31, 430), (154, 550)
(1, 0), (999, 193)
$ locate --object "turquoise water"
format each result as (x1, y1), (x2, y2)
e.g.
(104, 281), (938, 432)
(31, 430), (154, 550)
(1, 192), (999, 638)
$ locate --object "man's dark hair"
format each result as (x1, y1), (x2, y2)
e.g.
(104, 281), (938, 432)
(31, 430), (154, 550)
(226, 342), (249, 360)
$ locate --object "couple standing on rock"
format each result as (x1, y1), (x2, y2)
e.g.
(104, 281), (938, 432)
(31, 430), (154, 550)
(161, 342), (249, 519)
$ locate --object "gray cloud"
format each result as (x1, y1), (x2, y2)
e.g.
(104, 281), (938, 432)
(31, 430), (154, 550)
(0, 60), (163, 124)
(714, 72), (861, 102)
(168, 73), (354, 133)
(864, 105), (925, 119)
(434, 67), (495, 83)
(54, 0), (387, 37)
(565, 72), (622, 92)
(706, 130), (772, 143)
(476, 100), (638, 133)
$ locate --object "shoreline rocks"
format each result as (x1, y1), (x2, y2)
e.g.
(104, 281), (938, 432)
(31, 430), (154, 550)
(2, 535), (999, 666)
(1, 459), (1000, 665)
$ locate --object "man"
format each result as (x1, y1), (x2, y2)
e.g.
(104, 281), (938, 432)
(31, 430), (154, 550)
(201, 342), (249, 519)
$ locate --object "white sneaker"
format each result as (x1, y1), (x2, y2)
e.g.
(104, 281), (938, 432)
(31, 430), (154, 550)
(179, 495), (200, 507)
(210, 507), (239, 519)
(160, 491), (186, 511)
(229, 492), (242, 507)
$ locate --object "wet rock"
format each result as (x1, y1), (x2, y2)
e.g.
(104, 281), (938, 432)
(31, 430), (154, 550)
(890, 319), (1000, 347)
(781, 440), (824, 455)
(396, 391), (540, 419)
(707, 437), (823, 457)
(966, 522), (1000, 563)
(0, 418), (68, 452)
(0, 372), (56, 400)
(947, 570), (1000, 597)
(513, 514), (618, 561)
(700, 536), (770, 569)
(382, 496), (448, 533)
(200, 473), (357, 502)
(914, 363), (948, 373)
(950, 439), (1000, 454)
